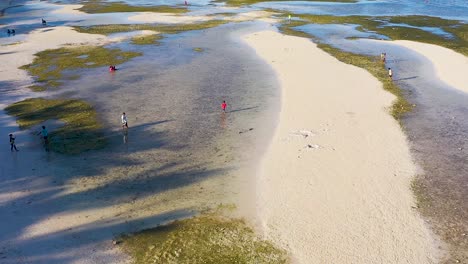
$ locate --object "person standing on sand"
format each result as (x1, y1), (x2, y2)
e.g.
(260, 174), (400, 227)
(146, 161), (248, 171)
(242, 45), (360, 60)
(121, 112), (128, 128)
(9, 134), (18, 152)
(221, 101), (227, 112)
(388, 68), (393, 79)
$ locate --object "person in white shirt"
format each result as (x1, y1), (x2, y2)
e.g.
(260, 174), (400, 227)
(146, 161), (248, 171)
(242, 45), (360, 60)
(388, 68), (393, 79)
(121, 112), (128, 128)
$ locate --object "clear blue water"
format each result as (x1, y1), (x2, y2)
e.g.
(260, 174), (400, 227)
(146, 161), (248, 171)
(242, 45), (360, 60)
(293, 22), (454, 45)
(296, 23), (390, 41)
(255, 0), (468, 21)
(380, 23), (455, 39)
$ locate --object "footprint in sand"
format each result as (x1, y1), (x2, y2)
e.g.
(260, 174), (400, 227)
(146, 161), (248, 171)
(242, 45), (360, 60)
(290, 129), (315, 138)
(282, 129), (317, 142)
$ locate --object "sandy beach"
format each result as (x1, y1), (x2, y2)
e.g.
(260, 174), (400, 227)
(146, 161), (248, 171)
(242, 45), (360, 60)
(244, 30), (440, 263)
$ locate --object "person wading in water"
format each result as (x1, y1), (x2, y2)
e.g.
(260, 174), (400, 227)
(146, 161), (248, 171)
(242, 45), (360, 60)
(121, 112), (128, 129)
(9, 134), (19, 152)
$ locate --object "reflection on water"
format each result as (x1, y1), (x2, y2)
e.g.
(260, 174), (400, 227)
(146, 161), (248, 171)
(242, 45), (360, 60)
(123, 129), (128, 144)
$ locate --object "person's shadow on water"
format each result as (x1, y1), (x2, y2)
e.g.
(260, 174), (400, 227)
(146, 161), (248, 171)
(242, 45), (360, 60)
(227, 106), (258, 113)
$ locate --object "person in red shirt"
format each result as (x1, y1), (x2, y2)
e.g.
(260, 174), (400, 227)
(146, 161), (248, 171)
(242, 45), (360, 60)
(221, 100), (227, 112)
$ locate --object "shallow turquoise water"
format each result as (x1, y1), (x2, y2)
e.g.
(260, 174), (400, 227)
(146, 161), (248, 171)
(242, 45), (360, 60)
(256, 0), (468, 21)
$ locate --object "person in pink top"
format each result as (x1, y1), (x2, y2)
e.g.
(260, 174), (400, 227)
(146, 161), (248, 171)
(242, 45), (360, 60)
(221, 101), (227, 112)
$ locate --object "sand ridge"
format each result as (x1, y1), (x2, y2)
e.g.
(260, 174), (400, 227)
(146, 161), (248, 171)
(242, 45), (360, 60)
(243, 30), (441, 263)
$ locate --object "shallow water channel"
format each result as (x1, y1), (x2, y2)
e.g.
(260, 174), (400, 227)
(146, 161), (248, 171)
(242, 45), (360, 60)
(0, 20), (279, 263)
(57, 21), (280, 215)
